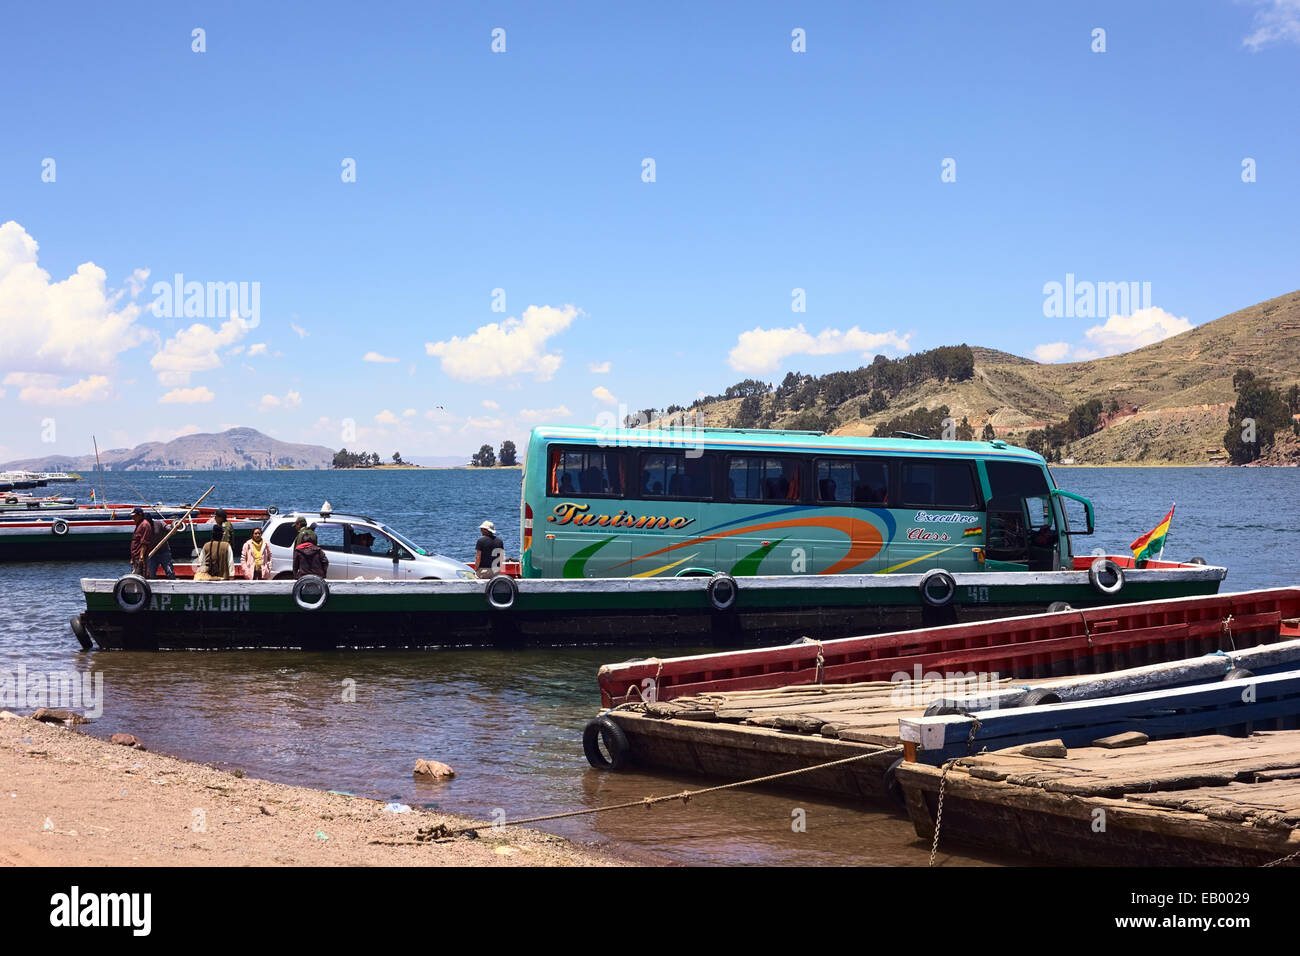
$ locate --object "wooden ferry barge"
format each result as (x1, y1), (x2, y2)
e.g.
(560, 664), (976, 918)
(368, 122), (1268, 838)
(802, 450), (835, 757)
(73, 557), (1223, 650)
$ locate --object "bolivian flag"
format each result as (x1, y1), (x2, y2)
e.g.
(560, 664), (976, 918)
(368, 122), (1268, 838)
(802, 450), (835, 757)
(1131, 505), (1175, 562)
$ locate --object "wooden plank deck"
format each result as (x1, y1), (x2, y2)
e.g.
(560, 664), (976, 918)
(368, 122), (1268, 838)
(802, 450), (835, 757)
(895, 731), (1300, 866)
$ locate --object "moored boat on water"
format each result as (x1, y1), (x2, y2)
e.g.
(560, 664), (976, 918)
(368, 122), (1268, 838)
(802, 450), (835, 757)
(1, 502), (271, 562)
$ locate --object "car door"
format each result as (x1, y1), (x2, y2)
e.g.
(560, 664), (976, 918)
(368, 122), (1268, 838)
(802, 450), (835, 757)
(310, 521), (349, 580)
(346, 525), (402, 579)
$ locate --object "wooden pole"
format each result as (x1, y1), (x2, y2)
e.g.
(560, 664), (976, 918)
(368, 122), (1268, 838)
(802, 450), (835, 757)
(148, 484), (216, 558)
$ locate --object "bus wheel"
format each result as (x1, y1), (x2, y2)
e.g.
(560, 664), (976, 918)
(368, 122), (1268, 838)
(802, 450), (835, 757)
(919, 569), (956, 607)
(583, 716), (630, 770)
(1088, 557), (1125, 596)
(706, 573), (738, 612)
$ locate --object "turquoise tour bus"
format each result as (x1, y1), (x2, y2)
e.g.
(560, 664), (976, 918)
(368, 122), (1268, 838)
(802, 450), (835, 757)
(519, 425), (1095, 580)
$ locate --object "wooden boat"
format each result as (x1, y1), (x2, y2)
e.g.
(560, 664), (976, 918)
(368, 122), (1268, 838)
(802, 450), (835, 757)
(72, 555), (1224, 650)
(0, 494), (77, 511)
(896, 732), (1300, 866)
(583, 588), (1300, 804)
(0, 504), (270, 562)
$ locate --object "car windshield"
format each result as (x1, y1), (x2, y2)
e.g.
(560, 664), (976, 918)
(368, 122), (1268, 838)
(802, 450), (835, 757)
(379, 523), (428, 556)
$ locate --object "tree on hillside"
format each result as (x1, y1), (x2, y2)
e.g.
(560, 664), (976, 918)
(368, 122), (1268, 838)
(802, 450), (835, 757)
(732, 394), (762, 429)
(472, 444), (497, 467)
(392, 452), (404, 465)
(1224, 369), (1294, 464)
(499, 441), (517, 467)
(981, 423), (996, 441)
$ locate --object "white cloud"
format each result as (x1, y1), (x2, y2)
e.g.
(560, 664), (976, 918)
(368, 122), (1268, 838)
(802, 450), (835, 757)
(728, 324), (911, 374)
(151, 316), (251, 386)
(588, 361), (611, 374)
(258, 390), (302, 411)
(424, 406), (449, 421)
(482, 399), (500, 410)
(1031, 342), (1072, 363)
(460, 416), (504, 431)
(0, 221), (151, 374)
(402, 408), (416, 417)
(425, 304), (579, 382)
(363, 350), (399, 364)
(375, 409), (399, 424)
(592, 385), (617, 405)
(1083, 307), (1192, 354)
(159, 386), (215, 404)
(290, 322), (309, 338)
(247, 343), (268, 357)
(1243, 0), (1300, 50)
(12, 374), (112, 406)
(1033, 306), (1193, 363)
(519, 405), (572, 422)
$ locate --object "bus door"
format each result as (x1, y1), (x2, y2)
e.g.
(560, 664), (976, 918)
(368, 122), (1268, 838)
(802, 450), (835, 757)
(982, 460), (1063, 571)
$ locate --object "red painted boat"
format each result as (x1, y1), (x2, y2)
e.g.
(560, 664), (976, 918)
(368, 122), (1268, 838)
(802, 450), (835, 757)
(597, 587), (1300, 707)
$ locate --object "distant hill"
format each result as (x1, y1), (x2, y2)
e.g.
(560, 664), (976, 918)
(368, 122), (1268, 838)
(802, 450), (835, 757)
(2, 427), (335, 471)
(651, 290), (1300, 465)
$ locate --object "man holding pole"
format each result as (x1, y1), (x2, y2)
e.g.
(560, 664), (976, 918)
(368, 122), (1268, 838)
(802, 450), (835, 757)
(147, 513), (176, 579)
(129, 507), (152, 576)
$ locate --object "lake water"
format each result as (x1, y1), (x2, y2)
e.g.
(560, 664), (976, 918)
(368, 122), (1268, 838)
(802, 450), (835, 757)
(2, 467), (1296, 866)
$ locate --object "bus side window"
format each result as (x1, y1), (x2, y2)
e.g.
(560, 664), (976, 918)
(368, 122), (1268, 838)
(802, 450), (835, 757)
(549, 447), (625, 497)
(901, 460), (981, 509)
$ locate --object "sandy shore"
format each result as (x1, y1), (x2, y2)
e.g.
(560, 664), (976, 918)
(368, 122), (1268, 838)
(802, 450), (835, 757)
(0, 714), (624, 867)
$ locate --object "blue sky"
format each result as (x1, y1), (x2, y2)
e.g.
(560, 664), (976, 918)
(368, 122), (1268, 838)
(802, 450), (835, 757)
(2, 1), (1298, 462)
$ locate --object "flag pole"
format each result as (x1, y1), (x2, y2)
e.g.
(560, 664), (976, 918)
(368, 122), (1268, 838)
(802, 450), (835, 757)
(1158, 503), (1175, 561)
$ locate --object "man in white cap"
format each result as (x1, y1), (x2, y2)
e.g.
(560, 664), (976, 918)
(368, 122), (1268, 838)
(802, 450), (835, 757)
(475, 520), (505, 578)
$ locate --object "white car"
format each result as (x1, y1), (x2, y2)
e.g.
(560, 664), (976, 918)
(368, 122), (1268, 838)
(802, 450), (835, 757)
(264, 510), (475, 581)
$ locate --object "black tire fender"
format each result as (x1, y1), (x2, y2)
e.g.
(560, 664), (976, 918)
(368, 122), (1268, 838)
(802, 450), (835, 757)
(1224, 667), (1255, 681)
(292, 574), (329, 610)
(113, 574), (152, 613)
(1188, 556), (1207, 566)
(583, 716), (630, 771)
(1021, 688), (1062, 707)
(919, 569), (956, 607)
(706, 573), (738, 612)
(1047, 600), (1073, 613)
(485, 574), (518, 610)
(70, 614), (92, 650)
(268, 505), (279, 515)
(51, 518), (69, 536)
(883, 757), (907, 810)
(1088, 557), (1125, 596)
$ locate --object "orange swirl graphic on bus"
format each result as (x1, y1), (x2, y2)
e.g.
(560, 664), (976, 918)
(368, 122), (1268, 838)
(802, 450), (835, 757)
(612, 515), (883, 575)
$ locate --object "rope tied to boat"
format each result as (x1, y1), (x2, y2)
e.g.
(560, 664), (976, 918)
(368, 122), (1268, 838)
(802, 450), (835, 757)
(928, 716), (983, 868)
(1222, 615), (1237, 651)
(379, 744), (905, 843)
